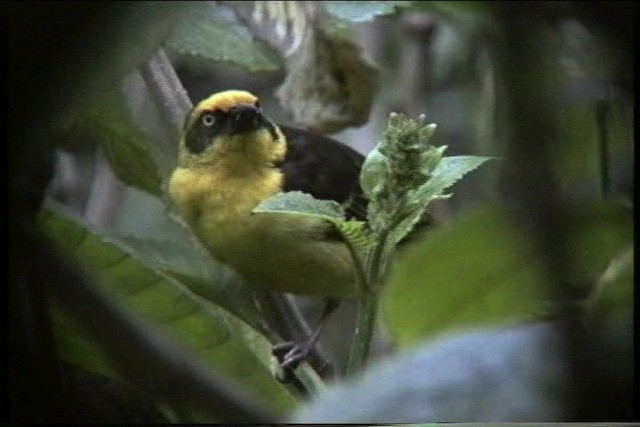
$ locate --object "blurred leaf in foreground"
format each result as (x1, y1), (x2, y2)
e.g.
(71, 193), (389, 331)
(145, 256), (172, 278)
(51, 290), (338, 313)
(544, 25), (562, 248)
(40, 206), (297, 414)
(383, 201), (632, 347)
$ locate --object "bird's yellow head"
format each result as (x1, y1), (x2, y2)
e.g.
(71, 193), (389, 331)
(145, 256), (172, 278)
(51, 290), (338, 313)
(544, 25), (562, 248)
(178, 90), (286, 169)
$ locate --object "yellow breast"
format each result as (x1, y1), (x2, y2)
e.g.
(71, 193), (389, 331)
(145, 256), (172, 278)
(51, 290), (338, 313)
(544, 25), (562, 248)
(168, 163), (358, 297)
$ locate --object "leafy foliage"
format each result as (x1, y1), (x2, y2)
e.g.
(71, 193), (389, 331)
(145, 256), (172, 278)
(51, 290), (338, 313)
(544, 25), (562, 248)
(361, 114), (492, 246)
(40, 207), (297, 414)
(165, 2), (279, 72)
(54, 88), (163, 197)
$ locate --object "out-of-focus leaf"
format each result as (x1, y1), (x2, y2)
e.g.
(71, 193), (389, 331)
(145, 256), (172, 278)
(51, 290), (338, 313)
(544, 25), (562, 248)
(51, 305), (120, 380)
(29, 3), (186, 114)
(292, 321), (570, 423)
(118, 235), (265, 329)
(112, 188), (264, 329)
(165, 2), (279, 72)
(224, 1), (379, 132)
(383, 202), (632, 347)
(324, 1), (411, 22)
(556, 98), (633, 197)
(292, 314), (632, 422)
(383, 207), (545, 347)
(565, 201), (633, 281)
(589, 247), (633, 317)
(275, 27), (379, 133)
(53, 88), (163, 197)
(39, 207), (297, 414)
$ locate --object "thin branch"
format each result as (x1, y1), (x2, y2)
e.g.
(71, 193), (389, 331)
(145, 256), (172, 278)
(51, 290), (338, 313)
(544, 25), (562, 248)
(83, 147), (125, 230)
(594, 90), (612, 198)
(139, 48), (193, 141)
(255, 290), (335, 384)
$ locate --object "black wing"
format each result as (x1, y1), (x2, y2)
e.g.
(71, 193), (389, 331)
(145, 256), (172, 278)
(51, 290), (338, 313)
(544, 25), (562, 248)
(277, 125), (368, 221)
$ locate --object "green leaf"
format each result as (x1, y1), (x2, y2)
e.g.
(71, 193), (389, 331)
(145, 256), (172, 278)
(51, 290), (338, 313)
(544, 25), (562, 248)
(55, 88), (163, 197)
(110, 188), (264, 329)
(335, 220), (375, 251)
(253, 191), (346, 221)
(565, 201), (633, 281)
(40, 208), (297, 414)
(382, 202), (632, 348)
(359, 147), (388, 199)
(117, 235), (265, 329)
(413, 155), (494, 204)
(324, 1), (411, 22)
(51, 304), (120, 379)
(383, 206), (545, 348)
(166, 2), (279, 72)
(387, 154), (492, 246)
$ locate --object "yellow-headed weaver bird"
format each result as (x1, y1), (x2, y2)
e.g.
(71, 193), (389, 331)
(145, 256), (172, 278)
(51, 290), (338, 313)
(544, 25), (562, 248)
(168, 90), (367, 297)
(168, 90), (369, 378)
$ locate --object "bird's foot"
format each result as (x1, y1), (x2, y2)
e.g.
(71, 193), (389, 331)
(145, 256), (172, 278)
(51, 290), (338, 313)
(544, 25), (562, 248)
(272, 341), (313, 383)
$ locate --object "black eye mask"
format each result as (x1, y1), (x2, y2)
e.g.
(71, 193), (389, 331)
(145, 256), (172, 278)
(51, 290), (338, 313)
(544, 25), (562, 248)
(184, 107), (279, 155)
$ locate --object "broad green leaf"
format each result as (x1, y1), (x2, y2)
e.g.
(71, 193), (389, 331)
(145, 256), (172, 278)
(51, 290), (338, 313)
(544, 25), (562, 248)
(111, 188), (264, 329)
(383, 207), (545, 347)
(253, 191), (346, 221)
(166, 2), (279, 72)
(54, 88), (163, 197)
(40, 208), (297, 413)
(383, 202), (632, 347)
(118, 235), (264, 329)
(324, 1), (411, 22)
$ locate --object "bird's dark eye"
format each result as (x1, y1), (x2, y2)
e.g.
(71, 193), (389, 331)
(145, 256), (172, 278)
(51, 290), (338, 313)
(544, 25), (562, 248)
(201, 113), (215, 127)
(255, 100), (261, 109)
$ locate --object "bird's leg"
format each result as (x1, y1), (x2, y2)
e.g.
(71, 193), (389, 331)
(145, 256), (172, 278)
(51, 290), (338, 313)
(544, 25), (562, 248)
(272, 297), (340, 383)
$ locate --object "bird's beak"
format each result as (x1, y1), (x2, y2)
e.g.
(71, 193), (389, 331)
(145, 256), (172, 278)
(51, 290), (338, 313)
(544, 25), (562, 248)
(229, 104), (264, 133)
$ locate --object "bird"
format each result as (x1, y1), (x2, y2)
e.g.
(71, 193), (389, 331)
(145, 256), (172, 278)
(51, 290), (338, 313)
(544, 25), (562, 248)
(167, 89), (369, 380)
(168, 90), (369, 297)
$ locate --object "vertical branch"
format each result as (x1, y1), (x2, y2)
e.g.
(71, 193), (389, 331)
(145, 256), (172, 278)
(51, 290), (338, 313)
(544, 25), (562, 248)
(396, 11), (435, 115)
(346, 292), (378, 374)
(594, 90), (612, 199)
(497, 4), (617, 420)
(83, 147), (126, 230)
(139, 48), (193, 140)
(50, 150), (89, 215)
